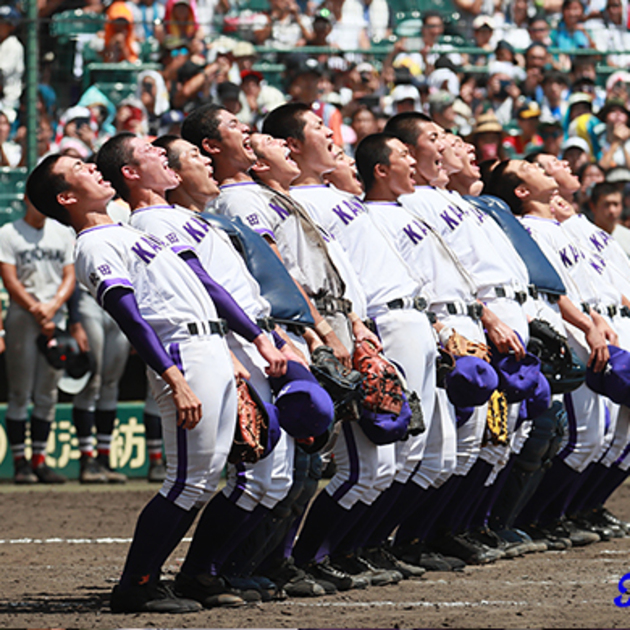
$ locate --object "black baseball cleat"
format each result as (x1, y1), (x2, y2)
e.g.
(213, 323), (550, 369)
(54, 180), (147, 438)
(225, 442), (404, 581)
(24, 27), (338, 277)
(362, 546), (426, 578)
(331, 552), (402, 586)
(391, 539), (465, 571)
(14, 458), (37, 484)
(174, 572), (246, 607)
(33, 462), (67, 484)
(428, 533), (503, 565)
(110, 582), (202, 613)
(304, 556), (368, 591)
(79, 455), (108, 484)
(265, 557), (328, 597)
(541, 517), (600, 546)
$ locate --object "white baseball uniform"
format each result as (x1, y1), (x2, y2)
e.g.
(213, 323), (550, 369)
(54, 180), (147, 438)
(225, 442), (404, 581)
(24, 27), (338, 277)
(130, 203), (294, 511)
(0, 218), (75, 421)
(75, 222), (238, 510)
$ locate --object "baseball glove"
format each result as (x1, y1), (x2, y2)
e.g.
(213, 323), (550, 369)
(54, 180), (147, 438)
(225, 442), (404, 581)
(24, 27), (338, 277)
(436, 347), (456, 387)
(444, 330), (491, 362)
(484, 390), (509, 446)
(310, 345), (365, 412)
(353, 339), (405, 415)
(527, 318), (584, 394)
(228, 378), (269, 465)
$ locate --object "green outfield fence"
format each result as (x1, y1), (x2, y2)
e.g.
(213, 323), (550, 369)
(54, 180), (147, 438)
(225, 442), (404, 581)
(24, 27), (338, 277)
(0, 402), (154, 480)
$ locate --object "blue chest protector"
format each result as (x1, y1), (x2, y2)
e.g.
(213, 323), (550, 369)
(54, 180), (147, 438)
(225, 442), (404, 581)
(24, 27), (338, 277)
(465, 195), (566, 296)
(201, 212), (314, 327)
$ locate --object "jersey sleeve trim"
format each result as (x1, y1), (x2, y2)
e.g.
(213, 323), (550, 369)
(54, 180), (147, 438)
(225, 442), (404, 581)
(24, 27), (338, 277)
(97, 277), (134, 306)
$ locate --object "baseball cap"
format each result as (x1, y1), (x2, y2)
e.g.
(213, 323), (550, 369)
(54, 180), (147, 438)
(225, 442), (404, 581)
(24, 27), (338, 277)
(391, 84), (419, 103)
(314, 7), (333, 21)
(358, 398), (412, 445)
(428, 90), (455, 113)
(606, 70), (630, 91)
(232, 41), (256, 58)
(606, 166), (630, 183)
(269, 361), (334, 439)
(473, 14), (495, 29)
(586, 345), (630, 406)
(241, 69), (264, 83)
(445, 356), (500, 408)
(561, 136), (590, 158)
(488, 336), (542, 403)
(520, 371), (551, 420)
(517, 102), (541, 120)
(0, 5), (21, 24)
(567, 91), (593, 109)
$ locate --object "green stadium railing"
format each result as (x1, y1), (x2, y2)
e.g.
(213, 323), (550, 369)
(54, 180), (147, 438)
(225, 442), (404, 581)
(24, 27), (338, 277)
(0, 168), (27, 227)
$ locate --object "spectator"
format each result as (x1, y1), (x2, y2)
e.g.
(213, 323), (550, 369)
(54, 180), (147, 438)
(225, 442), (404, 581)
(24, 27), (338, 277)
(428, 91), (458, 133)
(468, 15), (496, 66)
(540, 70), (569, 122)
(77, 85), (117, 149)
(561, 136), (591, 173)
(483, 65), (520, 127)
(238, 69), (286, 128)
(307, 8), (335, 47)
(164, 0), (205, 47)
(597, 98), (630, 169)
(588, 0), (630, 67)
(527, 13), (551, 45)
(347, 103), (377, 155)
(322, 0), (370, 52)
(589, 181), (630, 254)
(469, 111), (505, 161)
(497, 0), (531, 50)
(252, 0), (313, 50)
(98, 1), (140, 63)
(538, 117), (563, 155)
(136, 70), (171, 136)
(452, 0), (496, 39)
(503, 101), (543, 157)
(550, 0), (595, 51)
(130, 0), (166, 43)
(217, 81), (242, 115)
(0, 5), (24, 114)
(114, 97), (149, 136)
(0, 108), (20, 167)
(576, 159), (605, 213)
(388, 83), (421, 115)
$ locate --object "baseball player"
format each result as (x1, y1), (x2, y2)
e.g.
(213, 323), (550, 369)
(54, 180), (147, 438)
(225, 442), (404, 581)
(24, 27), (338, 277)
(126, 132), (301, 598)
(382, 114), (542, 562)
(484, 158), (620, 543)
(0, 197), (74, 485)
(182, 104), (401, 591)
(27, 152), (286, 613)
(94, 133), (289, 608)
(262, 103), (447, 576)
(517, 161), (630, 536)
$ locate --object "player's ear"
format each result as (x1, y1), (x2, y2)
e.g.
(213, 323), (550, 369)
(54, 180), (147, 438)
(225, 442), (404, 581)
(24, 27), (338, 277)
(374, 162), (389, 182)
(514, 183), (530, 200)
(286, 136), (302, 155)
(201, 137), (221, 156)
(250, 159), (270, 175)
(121, 163), (140, 182)
(56, 190), (78, 207)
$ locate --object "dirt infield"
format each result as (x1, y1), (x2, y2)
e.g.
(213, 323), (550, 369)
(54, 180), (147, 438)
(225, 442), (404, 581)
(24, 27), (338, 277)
(2, 480), (630, 628)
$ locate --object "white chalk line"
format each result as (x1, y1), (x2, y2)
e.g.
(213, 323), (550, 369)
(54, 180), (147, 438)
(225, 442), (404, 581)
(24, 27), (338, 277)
(277, 599), (531, 608)
(0, 536), (194, 545)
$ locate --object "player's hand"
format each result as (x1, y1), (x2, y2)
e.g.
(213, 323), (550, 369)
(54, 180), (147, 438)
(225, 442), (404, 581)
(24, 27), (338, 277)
(29, 301), (58, 325)
(486, 319), (526, 359)
(69, 322), (90, 353)
(254, 333), (287, 377)
(324, 331), (352, 369)
(230, 350), (251, 381)
(280, 343), (310, 369)
(585, 323), (610, 373)
(40, 320), (56, 337)
(352, 319), (382, 353)
(0, 336), (5, 355)
(163, 365), (203, 430)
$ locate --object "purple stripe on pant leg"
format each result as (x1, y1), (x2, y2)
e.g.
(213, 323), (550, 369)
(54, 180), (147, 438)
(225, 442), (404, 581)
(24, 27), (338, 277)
(331, 422), (360, 502)
(557, 392), (578, 460)
(228, 462), (248, 502)
(615, 440), (630, 466)
(166, 343), (188, 502)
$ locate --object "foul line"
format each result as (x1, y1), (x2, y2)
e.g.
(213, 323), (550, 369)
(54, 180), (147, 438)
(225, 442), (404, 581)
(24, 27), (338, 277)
(278, 599), (531, 608)
(0, 536), (194, 545)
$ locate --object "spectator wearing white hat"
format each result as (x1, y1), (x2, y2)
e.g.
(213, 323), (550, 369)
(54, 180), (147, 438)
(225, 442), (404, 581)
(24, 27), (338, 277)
(0, 5), (24, 114)
(561, 136), (591, 173)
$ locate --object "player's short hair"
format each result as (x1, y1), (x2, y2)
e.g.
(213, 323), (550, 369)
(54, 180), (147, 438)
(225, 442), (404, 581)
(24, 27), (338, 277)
(482, 159), (526, 216)
(591, 181), (621, 206)
(153, 134), (183, 171)
(262, 102), (311, 142)
(181, 104), (226, 156)
(384, 112), (433, 148)
(524, 149), (545, 164)
(25, 153), (73, 226)
(355, 133), (398, 194)
(96, 132), (137, 203)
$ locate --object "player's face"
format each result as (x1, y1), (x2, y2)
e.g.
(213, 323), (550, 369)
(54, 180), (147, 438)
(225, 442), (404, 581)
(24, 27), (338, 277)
(535, 153), (581, 193)
(216, 109), (256, 168)
(298, 110), (336, 175)
(325, 145), (363, 196)
(129, 136), (180, 191)
(411, 122), (445, 184)
(455, 139), (481, 180)
(593, 192), (623, 225)
(507, 159), (558, 198)
(54, 156), (115, 208)
(440, 131), (464, 175)
(385, 138), (417, 197)
(251, 133), (301, 182)
(172, 139), (219, 198)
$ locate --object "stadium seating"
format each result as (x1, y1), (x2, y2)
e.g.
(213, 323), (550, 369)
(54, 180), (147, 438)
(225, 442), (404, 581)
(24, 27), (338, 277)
(0, 168), (27, 226)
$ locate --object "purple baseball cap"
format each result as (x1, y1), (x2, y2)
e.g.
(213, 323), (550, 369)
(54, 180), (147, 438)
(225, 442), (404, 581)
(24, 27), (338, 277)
(261, 402), (281, 458)
(521, 371), (551, 420)
(585, 345), (630, 406)
(456, 406), (475, 427)
(445, 356), (499, 408)
(489, 338), (541, 403)
(358, 398), (411, 445)
(270, 361), (335, 439)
